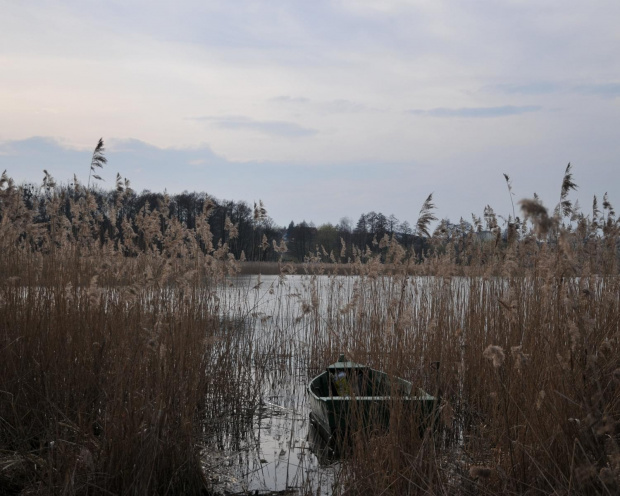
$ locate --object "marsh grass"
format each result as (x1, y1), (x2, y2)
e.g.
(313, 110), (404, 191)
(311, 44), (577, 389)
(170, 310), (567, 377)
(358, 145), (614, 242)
(0, 172), (250, 494)
(277, 270), (618, 495)
(1, 168), (620, 495)
(303, 251), (620, 493)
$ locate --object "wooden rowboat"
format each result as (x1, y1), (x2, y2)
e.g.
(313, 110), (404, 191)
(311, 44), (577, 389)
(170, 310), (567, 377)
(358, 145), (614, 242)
(308, 354), (437, 443)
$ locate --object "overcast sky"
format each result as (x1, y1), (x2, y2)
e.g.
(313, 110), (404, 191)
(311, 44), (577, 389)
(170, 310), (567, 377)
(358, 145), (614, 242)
(1, 0), (619, 227)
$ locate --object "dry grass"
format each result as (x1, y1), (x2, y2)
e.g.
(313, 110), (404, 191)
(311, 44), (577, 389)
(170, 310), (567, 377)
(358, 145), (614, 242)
(0, 173), (248, 494)
(1, 168), (620, 495)
(308, 272), (620, 494)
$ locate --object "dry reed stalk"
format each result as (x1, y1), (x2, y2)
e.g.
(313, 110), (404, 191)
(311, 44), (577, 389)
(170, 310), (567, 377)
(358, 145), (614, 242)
(2, 167), (620, 495)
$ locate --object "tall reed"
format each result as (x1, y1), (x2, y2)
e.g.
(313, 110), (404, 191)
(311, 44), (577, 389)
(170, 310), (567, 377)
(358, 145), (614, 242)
(2, 166), (619, 495)
(0, 171), (250, 494)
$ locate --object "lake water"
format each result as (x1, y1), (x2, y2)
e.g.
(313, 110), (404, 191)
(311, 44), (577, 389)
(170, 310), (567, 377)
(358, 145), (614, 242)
(204, 274), (342, 495)
(203, 273), (476, 494)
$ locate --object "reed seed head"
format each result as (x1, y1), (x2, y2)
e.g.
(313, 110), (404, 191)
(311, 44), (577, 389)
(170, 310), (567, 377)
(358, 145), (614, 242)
(519, 198), (554, 236)
(483, 345), (505, 368)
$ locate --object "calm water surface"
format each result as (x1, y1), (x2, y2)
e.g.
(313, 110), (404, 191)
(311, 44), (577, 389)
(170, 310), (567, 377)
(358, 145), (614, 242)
(204, 274), (474, 494)
(205, 275), (341, 495)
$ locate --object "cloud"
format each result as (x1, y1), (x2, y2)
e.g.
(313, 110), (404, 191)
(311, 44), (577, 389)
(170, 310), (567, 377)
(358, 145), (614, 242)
(408, 105), (542, 118)
(190, 115), (317, 137)
(106, 138), (225, 167)
(270, 96), (369, 113)
(574, 83), (620, 99)
(489, 82), (562, 95)
(490, 82), (620, 99)
(0, 137), (226, 188)
(270, 95), (311, 104)
(0, 137), (88, 182)
(323, 99), (368, 113)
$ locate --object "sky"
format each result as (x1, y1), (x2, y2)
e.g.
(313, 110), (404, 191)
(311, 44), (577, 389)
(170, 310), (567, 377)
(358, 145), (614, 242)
(1, 0), (619, 228)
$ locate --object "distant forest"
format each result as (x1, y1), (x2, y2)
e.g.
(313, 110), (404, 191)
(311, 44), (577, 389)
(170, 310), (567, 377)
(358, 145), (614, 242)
(14, 140), (599, 264)
(4, 160), (618, 268)
(12, 175), (433, 262)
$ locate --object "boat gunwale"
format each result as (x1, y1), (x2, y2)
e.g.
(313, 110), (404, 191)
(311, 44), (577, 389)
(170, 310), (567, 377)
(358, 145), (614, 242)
(311, 394), (435, 401)
(308, 365), (435, 402)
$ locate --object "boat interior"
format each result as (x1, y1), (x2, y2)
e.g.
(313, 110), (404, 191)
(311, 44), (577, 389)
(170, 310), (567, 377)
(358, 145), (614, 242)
(311, 368), (410, 398)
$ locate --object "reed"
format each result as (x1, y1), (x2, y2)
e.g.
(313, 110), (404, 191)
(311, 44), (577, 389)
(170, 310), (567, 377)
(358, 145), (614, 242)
(1, 165), (619, 495)
(0, 170), (251, 494)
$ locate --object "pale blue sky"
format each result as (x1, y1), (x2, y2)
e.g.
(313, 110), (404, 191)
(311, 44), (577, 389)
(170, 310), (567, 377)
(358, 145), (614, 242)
(1, 1), (619, 227)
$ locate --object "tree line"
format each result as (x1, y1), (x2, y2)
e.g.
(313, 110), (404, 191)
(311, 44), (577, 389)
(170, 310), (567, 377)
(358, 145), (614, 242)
(11, 175), (436, 263)
(13, 177), (284, 262)
(1, 140), (438, 263)
(7, 141), (610, 265)
(285, 213), (430, 263)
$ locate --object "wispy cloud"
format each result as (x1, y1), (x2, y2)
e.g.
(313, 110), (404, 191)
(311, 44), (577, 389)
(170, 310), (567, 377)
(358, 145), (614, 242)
(408, 105), (542, 118)
(574, 83), (620, 99)
(490, 82), (620, 99)
(190, 115), (317, 137)
(271, 96), (370, 113)
(489, 82), (561, 95)
(270, 95), (311, 104)
(323, 99), (368, 113)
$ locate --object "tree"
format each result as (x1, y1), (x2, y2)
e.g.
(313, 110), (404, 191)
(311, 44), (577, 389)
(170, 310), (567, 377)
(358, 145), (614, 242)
(388, 214), (399, 235)
(316, 223), (339, 260)
(291, 221), (317, 261)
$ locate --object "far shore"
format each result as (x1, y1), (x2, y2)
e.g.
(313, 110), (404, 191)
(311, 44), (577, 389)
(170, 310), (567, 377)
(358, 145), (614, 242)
(236, 261), (431, 276)
(237, 261), (352, 275)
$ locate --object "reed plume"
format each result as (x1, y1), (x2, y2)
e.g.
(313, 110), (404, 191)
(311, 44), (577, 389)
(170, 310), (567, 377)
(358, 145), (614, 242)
(416, 193), (437, 237)
(87, 138), (106, 189)
(558, 162), (577, 217)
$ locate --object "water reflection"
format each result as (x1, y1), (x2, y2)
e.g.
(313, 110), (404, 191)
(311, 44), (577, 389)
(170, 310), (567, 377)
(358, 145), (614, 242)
(203, 366), (338, 495)
(204, 273), (464, 494)
(307, 415), (339, 465)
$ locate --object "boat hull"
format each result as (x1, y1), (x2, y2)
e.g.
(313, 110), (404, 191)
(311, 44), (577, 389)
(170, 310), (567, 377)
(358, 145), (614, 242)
(307, 360), (437, 443)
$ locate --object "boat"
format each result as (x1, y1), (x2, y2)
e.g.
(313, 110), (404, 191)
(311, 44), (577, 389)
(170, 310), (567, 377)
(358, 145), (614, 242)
(307, 354), (437, 444)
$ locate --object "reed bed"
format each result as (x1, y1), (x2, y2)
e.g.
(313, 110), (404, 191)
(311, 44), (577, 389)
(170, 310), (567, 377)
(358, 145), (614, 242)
(0, 172), (255, 494)
(298, 272), (620, 494)
(1, 167), (620, 495)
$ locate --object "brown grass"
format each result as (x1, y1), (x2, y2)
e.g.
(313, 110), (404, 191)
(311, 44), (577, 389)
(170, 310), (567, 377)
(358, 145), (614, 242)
(1, 168), (620, 495)
(0, 173), (250, 494)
